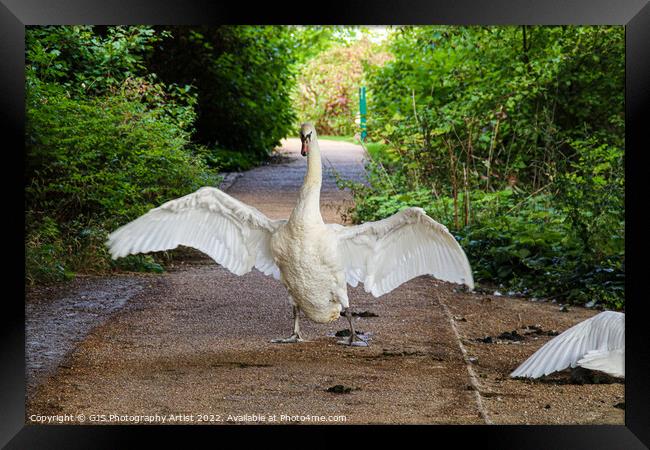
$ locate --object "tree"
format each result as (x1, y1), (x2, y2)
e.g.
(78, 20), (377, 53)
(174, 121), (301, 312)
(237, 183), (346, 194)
(147, 26), (300, 159)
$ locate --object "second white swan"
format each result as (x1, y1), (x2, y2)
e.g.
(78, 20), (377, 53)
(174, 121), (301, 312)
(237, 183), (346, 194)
(107, 123), (474, 346)
(510, 311), (625, 378)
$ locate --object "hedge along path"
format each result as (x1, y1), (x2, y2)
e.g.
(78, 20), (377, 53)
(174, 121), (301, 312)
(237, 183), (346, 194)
(27, 138), (486, 424)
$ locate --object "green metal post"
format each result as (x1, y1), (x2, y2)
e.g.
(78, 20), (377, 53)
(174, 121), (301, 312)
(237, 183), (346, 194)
(359, 86), (367, 141)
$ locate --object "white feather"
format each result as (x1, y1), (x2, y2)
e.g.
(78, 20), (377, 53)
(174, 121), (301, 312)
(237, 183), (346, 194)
(107, 186), (285, 280)
(577, 349), (624, 378)
(329, 207), (474, 297)
(510, 311), (625, 378)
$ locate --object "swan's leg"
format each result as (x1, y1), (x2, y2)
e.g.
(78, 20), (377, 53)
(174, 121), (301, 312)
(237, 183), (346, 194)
(337, 307), (369, 347)
(271, 305), (304, 344)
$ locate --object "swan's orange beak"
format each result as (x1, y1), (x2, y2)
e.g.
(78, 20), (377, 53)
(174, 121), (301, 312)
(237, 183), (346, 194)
(301, 141), (309, 157)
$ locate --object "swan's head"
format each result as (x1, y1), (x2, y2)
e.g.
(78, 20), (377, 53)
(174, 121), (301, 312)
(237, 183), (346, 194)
(299, 123), (317, 157)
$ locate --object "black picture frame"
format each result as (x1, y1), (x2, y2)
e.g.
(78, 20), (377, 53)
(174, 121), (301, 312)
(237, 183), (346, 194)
(2, 0), (649, 447)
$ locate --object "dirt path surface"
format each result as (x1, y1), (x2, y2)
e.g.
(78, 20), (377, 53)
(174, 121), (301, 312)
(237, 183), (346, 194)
(26, 138), (623, 425)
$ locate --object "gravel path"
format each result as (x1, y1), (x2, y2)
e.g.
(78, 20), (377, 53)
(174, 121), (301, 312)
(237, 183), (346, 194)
(26, 138), (623, 425)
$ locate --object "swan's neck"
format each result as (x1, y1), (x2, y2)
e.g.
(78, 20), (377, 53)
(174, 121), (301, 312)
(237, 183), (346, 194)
(291, 140), (323, 224)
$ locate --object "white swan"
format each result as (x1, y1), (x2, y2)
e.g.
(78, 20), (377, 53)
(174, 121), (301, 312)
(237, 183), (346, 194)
(510, 311), (625, 378)
(107, 123), (474, 346)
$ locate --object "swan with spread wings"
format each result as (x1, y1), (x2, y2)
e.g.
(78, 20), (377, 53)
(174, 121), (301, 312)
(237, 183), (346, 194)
(107, 123), (474, 346)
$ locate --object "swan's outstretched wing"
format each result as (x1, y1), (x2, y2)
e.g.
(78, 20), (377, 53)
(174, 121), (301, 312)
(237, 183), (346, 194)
(107, 187), (285, 279)
(329, 207), (474, 297)
(510, 311), (625, 378)
(577, 349), (625, 378)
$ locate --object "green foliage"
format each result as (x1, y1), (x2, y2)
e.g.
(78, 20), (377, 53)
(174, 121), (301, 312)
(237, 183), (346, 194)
(25, 26), (220, 284)
(147, 26), (299, 159)
(343, 173), (624, 309)
(367, 26), (624, 193)
(26, 26), (168, 95)
(196, 146), (260, 172)
(454, 193), (623, 309)
(294, 37), (391, 135)
(363, 141), (391, 163)
(25, 216), (75, 284)
(557, 138), (624, 259)
(290, 26), (360, 64)
(26, 79), (215, 224)
(343, 26), (625, 309)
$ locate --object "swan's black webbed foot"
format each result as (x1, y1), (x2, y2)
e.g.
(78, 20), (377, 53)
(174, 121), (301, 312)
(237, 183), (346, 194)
(336, 333), (369, 347)
(337, 307), (369, 347)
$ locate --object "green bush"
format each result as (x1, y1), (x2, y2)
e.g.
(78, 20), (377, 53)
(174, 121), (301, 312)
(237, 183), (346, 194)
(557, 138), (624, 260)
(147, 26), (300, 159)
(26, 78), (217, 223)
(25, 26), (222, 284)
(339, 26), (624, 309)
(366, 26), (624, 194)
(196, 147), (261, 172)
(25, 78), (219, 283)
(340, 165), (624, 309)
